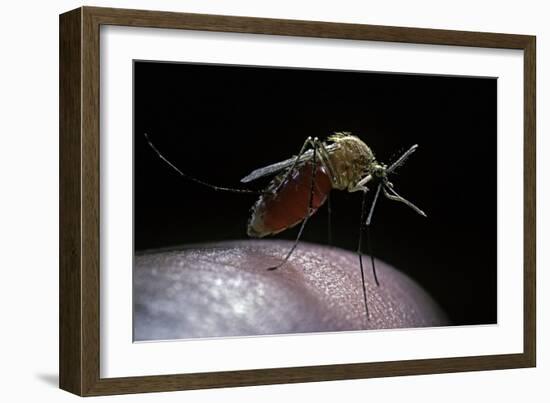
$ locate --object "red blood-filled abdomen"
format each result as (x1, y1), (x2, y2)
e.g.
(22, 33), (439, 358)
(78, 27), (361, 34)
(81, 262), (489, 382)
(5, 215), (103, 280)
(247, 162), (333, 237)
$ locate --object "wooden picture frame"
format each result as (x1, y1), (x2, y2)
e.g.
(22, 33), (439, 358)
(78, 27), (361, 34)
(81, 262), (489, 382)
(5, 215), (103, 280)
(59, 6), (536, 396)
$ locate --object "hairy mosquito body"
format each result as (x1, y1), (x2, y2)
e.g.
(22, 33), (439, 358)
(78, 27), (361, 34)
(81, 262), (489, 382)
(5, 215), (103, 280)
(246, 133), (377, 238)
(323, 133), (377, 191)
(144, 131), (426, 322)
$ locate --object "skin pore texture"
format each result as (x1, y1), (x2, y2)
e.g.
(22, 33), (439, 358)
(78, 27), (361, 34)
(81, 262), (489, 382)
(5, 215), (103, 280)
(134, 240), (448, 341)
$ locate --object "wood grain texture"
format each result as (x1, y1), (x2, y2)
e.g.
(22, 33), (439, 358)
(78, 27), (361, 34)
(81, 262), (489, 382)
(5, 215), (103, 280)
(59, 8), (82, 396)
(81, 6), (101, 396)
(86, 6), (532, 48)
(59, 6), (537, 396)
(523, 38), (536, 367)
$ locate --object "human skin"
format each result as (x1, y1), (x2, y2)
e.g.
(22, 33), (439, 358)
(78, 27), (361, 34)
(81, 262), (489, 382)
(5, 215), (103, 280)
(134, 240), (448, 341)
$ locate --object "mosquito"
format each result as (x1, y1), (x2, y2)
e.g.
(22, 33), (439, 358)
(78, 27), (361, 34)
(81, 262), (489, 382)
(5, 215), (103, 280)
(144, 132), (426, 320)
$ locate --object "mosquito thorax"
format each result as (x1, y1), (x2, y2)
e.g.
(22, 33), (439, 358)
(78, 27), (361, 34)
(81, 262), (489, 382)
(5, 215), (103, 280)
(327, 133), (376, 191)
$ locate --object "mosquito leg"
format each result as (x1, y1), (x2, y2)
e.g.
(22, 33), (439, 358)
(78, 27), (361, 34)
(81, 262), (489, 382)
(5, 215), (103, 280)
(317, 140), (338, 186)
(270, 136), (316, 196)
(366, 183), (382, 227)
(327, 192), (332, 246)
(144, 133), (260, 195)
(365, 225), (380, 287)
(364, 183), (382, 288)
(349, 174), (373, 193)
(267, 138), (320, 271)
(357, 189), (370, 320)
(315, 138), (334, 246)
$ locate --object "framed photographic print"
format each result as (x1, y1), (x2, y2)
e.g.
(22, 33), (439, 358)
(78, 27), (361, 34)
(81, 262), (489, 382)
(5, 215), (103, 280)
(59, 6), (536, 396)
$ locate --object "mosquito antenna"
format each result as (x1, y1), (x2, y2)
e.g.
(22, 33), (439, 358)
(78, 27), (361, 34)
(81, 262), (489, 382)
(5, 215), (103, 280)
(267, 139), (320, 271)
(388, 144), (418, 173)
(383, 184), (427, 217)
(144, 133), (260, 195)
(386, 145), (407, 169)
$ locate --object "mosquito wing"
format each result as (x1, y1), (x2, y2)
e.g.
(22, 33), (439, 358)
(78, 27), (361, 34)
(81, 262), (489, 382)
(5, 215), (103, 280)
(240, 151), (313, 183)
(240, 142), (339, 183)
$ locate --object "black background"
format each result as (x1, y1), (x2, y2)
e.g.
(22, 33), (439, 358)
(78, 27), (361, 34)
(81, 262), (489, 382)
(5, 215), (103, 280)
(134, 61), (497, 327)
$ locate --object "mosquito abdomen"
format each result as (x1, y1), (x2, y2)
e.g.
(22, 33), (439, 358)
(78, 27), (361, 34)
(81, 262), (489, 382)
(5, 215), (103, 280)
(247, 162), (332, 238)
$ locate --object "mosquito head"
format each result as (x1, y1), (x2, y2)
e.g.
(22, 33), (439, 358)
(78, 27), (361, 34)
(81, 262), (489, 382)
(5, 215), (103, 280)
(372, 163), (388, 181)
